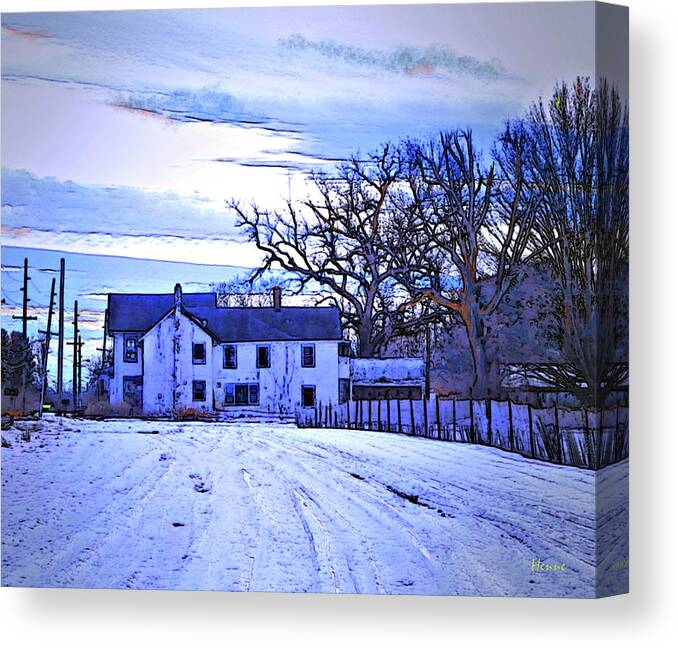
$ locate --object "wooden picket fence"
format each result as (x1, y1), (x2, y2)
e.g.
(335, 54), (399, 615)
(295, 396), (628, 470)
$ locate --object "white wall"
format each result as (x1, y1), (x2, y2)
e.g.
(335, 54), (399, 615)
(212, 340), (339, 414)
(142, 311), (213, 416)
(110, 331), (143, 406)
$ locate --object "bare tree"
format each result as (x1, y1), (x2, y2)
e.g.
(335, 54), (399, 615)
(399, 130), (540, 397)
(232, 145), (430, 357)
(512, 78), (629, 405)
(211, 273), (281, 308)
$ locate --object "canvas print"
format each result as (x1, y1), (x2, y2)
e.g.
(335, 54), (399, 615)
(0, 2), (628, 597)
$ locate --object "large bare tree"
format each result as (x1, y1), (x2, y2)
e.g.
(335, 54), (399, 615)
(398, 129), (540, 397)
(512, 78), (629, 405)
(232, 145), (429, 357)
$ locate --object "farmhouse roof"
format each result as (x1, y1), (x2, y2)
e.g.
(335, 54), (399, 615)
(107, 292), (342, 342)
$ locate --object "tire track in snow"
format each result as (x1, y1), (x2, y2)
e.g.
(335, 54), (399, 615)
(239, 467), (262, 592)
(258, 430), (541, 594)
(240, 463), (323, 593)
(2, 417), (625, 596)
(243, 433), (440, 593)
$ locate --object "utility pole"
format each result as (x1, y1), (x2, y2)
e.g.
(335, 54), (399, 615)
(12, 257), (37, 414)
(39, 277), (57, 414)
(57, 258), (65, 404)
(12, 258), (37, 338)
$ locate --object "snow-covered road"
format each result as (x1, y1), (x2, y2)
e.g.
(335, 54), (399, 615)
(1, 417), (628, 597)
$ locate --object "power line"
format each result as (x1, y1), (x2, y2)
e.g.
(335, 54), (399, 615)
(28, 275), (46, 297)
(1, 270), (22, 284)
(2, 292), (22, 307)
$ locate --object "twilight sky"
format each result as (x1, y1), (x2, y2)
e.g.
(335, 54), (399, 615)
(1, 2), (597, 374)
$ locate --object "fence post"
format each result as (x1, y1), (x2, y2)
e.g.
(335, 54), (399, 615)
(452, 398), (457, 442)
(423, 395), (429, 437)
(387, 399), (391, 432)
(595, 410), (602, 469)
(583, 408), (593, 469)
(435, 394), (441, 440)
(486, 398), (492, 446)
(508, 399), (514, 452)
(346, 400), (351, 429)
(329, 402), (333, 428)
(554, 403), (563, 464)
(359, 400), (364, 429)
(528, 403), (535, 458)
(397, 399), (402, 434)
(469, 399), (475, 444)
(409, 399), (415, 435)
(615, 404), (621, 463)
(368, 400), (373, 430)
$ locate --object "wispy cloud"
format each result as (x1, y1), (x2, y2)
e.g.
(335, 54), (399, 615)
(111, 87), (305, 136)
(1, 225), (262, 268)
(1, 169), (240, 241)
(2, 24), (50, 40)
(1, 170), (268, 267)
(118, 87), (242, 120)
(278, 34), (517, 81)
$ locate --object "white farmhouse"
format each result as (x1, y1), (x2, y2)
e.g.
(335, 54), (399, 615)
(107, 284), (427, 418)
(108, 284), (351, 417)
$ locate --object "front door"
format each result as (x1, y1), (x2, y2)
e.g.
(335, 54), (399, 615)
(123, 375), (143, 410)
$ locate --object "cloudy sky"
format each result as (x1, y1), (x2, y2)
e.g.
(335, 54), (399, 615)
(1, 2), (596, 378)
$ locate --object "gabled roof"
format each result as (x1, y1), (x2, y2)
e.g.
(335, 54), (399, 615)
(108, 292), (342, 342)
(138, 305), (220, 342)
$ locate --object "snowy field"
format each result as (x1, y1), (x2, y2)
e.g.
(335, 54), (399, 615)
(1, 416), (628, 597)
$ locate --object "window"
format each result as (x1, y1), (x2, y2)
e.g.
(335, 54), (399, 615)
(224, 383), (259, 406)
(301, 344), (316, 368)
(235, 384), (249, 405)
(301, 385), (316, 408)
(256, 345), (270, 368)
(223, 345), (237, 369)
(192, 380), (206, 402)
(192, 342), (206, 364)
(124, 335), (138, 363)
(338, 378), (350, 404)
(338, 341), (351, 357)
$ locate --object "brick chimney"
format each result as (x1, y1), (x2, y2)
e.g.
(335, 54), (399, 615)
(272, 286), (282, 311)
